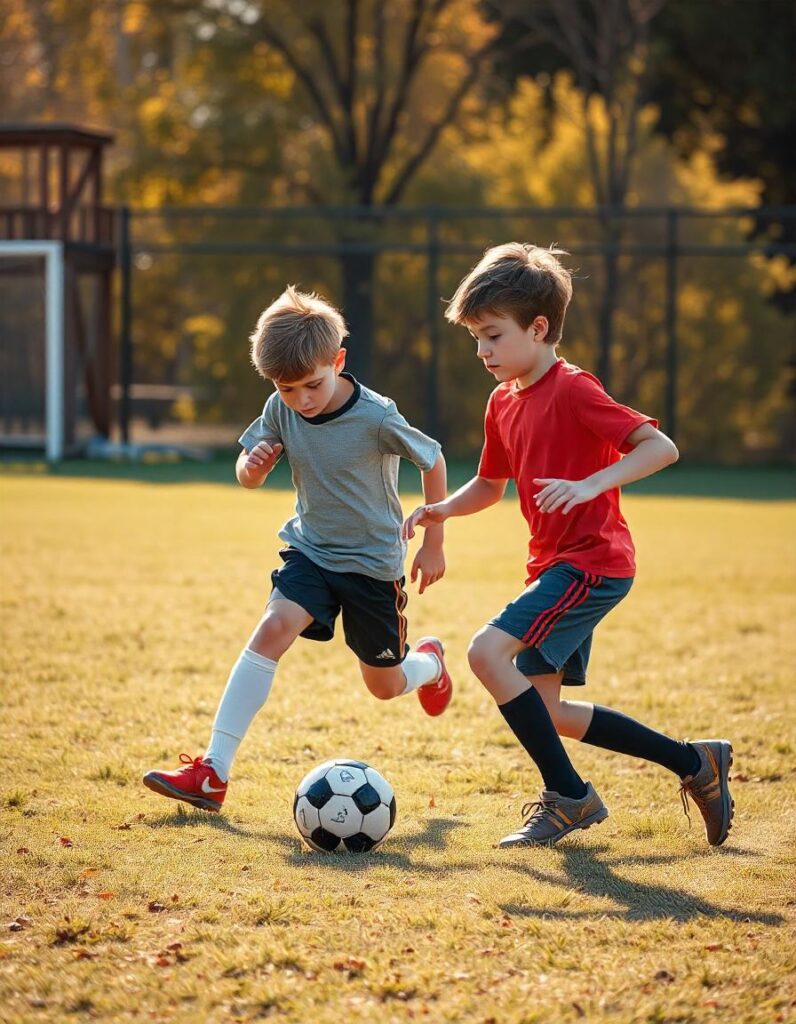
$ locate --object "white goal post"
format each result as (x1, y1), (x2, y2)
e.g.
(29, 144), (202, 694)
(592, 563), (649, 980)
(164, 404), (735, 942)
(0, 240), (65, 461)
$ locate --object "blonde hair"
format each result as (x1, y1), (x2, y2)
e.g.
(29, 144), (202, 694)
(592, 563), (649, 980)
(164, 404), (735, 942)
(249, 285), (348, 381)
(445, 243), (573, 344)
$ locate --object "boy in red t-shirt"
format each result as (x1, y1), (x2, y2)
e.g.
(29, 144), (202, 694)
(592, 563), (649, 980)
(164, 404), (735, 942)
(403, 243), (734, 848)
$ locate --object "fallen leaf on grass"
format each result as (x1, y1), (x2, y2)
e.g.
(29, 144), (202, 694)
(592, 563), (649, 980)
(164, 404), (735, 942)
(153, 956), (171, 968)
(702, 1000), (721, 1008)
(80, 868), (98, 879)
(97, 892), (114, 901)
(654, 970), (675, 982)
(59, 837), (73, 848)
(73, 948), (98, 960)
(147, 901), (167, 913)
(733, 773), (749, 782)
(115, 822), (132, 831)
(705, 942), (723, 952)
(333, 957), (367, 974)
(16, 847), (30, 855)
(428, 796), (436, 808)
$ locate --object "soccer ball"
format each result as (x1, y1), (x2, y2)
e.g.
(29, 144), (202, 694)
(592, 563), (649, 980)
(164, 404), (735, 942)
(293, 759), (396, 852)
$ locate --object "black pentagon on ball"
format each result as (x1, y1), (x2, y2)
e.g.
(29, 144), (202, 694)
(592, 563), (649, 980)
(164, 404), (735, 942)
(351, 782), (381, 815)
(310, 826), (341, 852)
(388, 795), (397, 829)
(304, 776), (334, 809)
(343, 832), (377, 853)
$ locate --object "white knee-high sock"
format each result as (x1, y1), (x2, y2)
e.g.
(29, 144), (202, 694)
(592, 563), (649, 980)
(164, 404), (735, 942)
(401, 650), (441, 694)
(204, 648), (277, 781)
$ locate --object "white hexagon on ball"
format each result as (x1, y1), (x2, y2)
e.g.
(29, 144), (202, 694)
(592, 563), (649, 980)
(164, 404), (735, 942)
(360, 803), (391, 843)
(293, 797), (320, 838)
(298, 760), (336, 791)
(324, 764), (368, 796)
(364, 766), (394, 804)
(318, 794), (363, 838)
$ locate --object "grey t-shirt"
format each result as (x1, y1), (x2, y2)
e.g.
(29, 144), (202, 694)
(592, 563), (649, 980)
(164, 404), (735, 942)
(239, 374), (441, 581)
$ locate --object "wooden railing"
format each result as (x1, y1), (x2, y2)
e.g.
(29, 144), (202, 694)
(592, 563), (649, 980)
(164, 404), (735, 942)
(0, 205), (116, 244)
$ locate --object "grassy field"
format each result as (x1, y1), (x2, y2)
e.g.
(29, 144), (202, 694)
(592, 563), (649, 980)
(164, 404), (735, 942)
(1, 470), (795, 1024)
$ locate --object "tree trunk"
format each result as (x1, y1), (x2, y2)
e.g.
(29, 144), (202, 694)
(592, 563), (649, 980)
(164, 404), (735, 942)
(340, 245), (377, 385)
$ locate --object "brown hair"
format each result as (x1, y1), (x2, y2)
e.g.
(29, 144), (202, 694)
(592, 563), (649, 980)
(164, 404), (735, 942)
(445, 243), (573, 344)
(249, 285), (348, 381)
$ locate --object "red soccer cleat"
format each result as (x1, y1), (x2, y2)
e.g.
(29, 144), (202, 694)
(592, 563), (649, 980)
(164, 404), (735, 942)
(143, 753), (227, 812)
(415, 636), (453, 716)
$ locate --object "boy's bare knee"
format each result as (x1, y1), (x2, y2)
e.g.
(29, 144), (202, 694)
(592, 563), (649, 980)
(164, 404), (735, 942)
(467, 633), (492, 679)
(249, 613), (293, 658)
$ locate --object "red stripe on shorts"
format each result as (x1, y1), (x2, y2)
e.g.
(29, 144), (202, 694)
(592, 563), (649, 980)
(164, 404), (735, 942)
(522, 580), (584, 646)
(534, 581), (593, 647)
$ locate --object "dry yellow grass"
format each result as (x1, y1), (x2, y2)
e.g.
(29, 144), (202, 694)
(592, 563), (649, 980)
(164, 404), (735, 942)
(1, 473), (795, 1024)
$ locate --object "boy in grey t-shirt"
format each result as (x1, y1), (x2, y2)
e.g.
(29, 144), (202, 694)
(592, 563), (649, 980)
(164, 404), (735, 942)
(144, 286), (452, 812)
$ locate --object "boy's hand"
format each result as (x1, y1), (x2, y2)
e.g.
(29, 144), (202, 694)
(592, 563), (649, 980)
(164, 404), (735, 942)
(245, 440), (283, 477)
(410, 542), (445, 594)
(401, 502), (448, 541)
(533, 477), (599, 515)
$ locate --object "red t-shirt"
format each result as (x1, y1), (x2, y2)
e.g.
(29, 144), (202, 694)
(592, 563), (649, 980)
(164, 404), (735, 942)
(477, 358), (656, 583)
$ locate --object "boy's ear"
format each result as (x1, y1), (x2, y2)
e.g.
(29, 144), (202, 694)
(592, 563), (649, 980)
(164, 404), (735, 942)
(531, 316), (549, 342)
(335, 347), (347, 372)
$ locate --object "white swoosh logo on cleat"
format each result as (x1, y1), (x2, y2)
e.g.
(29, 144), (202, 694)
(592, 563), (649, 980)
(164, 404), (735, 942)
(201, 778), (225, 794)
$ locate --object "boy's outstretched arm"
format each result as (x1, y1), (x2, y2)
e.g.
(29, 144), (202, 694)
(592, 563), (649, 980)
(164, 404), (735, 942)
(410, 451), (447, 594)
(236, 440), (283, 489)
(534, 424), (678, 515)
(402, 473), (508, 542)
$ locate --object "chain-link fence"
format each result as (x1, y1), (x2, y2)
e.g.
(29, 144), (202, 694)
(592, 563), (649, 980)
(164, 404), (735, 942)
(117, 205), (795, 462)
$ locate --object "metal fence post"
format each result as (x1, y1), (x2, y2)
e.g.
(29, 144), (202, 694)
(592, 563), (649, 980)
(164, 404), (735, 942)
(665, 209), (679, 444)
(118, 205), (132, 445)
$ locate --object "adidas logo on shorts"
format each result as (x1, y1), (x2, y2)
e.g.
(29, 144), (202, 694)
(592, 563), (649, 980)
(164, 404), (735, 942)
(376, 648), (396, 660)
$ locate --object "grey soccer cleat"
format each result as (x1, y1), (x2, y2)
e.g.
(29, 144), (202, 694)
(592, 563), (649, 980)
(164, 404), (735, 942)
(498, 781), (609, 848)
(679, 739), (734, 846)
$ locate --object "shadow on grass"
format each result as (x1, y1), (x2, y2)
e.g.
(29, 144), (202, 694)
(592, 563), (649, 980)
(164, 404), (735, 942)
(277, 816), (470, 873)
(144, 807), (469, 873)
(144, 806), (279, 842)
(501, 842), (783, 925)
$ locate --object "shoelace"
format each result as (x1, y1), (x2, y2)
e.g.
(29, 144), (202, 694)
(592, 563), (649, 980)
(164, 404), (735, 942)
(520, 795), (558, 826)
(177, 753), (204, 771)
(678, 776), (705, 829)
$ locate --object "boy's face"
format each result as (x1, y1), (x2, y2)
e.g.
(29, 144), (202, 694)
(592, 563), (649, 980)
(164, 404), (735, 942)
(467, 313), (550, 384)
(273, 349), (346, 418)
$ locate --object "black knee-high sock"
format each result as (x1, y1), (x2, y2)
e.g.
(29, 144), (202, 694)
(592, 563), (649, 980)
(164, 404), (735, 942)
(582, 705), (700, 779)
(499, 687), (587, 799)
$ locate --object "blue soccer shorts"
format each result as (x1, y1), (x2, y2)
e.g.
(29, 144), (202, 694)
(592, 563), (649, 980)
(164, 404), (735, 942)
(489, 562), (633, 686)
